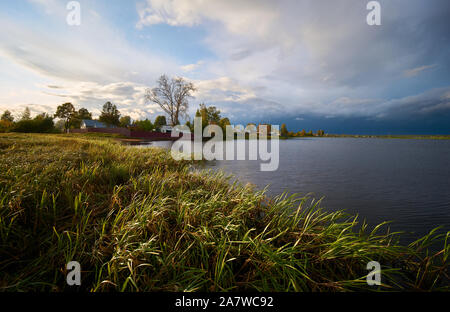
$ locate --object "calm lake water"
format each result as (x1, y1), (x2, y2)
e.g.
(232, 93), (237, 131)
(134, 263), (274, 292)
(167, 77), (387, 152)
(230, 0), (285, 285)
(136, 138), (450, 244)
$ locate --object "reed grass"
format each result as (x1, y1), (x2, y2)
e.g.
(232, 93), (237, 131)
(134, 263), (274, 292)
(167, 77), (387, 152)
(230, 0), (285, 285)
(0, 133), (448, 291)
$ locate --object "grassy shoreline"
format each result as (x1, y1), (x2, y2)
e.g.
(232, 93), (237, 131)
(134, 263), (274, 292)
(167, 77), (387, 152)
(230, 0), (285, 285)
(0, 133), (448, 291)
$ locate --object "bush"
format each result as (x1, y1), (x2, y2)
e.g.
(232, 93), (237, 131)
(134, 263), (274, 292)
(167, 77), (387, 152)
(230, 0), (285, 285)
(12, 115), (55, 133)
(133, 119), (154, 131)
(0, 120), (14, 133)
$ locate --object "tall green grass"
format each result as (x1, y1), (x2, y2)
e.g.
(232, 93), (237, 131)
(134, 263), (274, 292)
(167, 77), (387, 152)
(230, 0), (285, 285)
(0, 133), (448, 291)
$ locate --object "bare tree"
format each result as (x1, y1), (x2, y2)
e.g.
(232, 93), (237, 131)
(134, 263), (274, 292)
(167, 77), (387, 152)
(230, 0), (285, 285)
(145, 75), (196, 126)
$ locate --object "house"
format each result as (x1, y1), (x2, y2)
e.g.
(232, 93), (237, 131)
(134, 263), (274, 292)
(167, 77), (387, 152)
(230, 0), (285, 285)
(80, 120), (108, 129)
(160, 125), (173, 133)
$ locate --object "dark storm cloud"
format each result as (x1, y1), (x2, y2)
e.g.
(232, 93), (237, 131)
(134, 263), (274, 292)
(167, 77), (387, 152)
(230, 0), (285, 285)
(1, 0), (449, 134)
(271, 0), (450, 90)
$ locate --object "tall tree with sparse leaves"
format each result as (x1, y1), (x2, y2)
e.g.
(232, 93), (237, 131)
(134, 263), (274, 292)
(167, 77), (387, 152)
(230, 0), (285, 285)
(145, 75), (196, 126)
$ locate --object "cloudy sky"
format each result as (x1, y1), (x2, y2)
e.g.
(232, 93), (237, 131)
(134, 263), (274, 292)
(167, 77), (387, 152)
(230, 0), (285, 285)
(0, 0), (449, 134)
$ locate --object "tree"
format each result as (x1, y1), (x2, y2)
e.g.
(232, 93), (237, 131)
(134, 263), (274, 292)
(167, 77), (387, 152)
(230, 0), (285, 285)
(119, 116), (132, 128)
(55, 120), (66, 132)
(21, 107), (31, 121)
(258, 123), (271, 134)
(54, 103), (75, 132)
(13, 113), (55, 133)
(70, 107), (93, 128)
(196, 106), (209, 130)
(219, 117), (231, 133)
(195, 104), (222, 131)
(145, 75), (196, 126)
(77, 108), (92, 120)
(185, 120), (193, 132)
(1, 110), (14, 123)
(133, 119), (154, 131)
(0, 120), (13, 133)
(99, 102), (121, 127)
(280, 123), (288, 137)
(199, 104), (221, 124)
(154, 115), (167, 131)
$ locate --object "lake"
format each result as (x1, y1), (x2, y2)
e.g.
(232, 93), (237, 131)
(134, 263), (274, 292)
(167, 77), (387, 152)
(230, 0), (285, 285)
(136, 138), (450, 244)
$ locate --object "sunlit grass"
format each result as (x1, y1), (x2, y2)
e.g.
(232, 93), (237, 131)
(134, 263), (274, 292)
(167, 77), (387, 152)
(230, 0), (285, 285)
(0, 133), (448, 291)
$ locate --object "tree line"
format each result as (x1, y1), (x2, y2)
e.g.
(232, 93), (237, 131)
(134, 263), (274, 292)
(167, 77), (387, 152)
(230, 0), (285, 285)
(53, 101), (169, 132)
(0, 108), (55, 133)
(0, 102), (168, 134)
(280, 124), (326, 138)
(0, 74), (326, 136)
(146, 75), (326, 137)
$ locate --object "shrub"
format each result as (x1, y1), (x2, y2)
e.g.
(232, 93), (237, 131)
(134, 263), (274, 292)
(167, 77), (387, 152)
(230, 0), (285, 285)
(13, 115), (55, 133)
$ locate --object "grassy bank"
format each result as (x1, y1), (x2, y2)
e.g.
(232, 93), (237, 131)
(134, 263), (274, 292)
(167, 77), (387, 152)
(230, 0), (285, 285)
(0, 133), (448, 291)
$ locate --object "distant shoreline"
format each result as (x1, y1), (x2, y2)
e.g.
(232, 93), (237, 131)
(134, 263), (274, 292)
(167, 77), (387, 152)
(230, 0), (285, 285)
(322, 134), (450, 140)
(66, 132), (450, 142)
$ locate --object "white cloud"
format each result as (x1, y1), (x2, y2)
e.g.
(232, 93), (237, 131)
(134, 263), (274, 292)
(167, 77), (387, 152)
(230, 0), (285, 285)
(1, 0), (449, 125)
(194, 77), (255, 102)
(0, 1), (181, 120)
(137, 0), (278, 38)
(403, 64), (436, 78)
(0, 80), (162, 121)
(181, 61), (204, 72)
(135, 0), (450, 120)
(28, 0), (63, 15)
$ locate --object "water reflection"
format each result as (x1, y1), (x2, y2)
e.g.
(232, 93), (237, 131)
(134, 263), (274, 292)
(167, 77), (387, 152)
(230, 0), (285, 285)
(130, 138), (450, 245)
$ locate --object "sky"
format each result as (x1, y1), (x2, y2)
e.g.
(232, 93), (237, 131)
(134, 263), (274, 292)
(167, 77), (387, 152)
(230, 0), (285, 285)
(0, 0), (449, 134)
